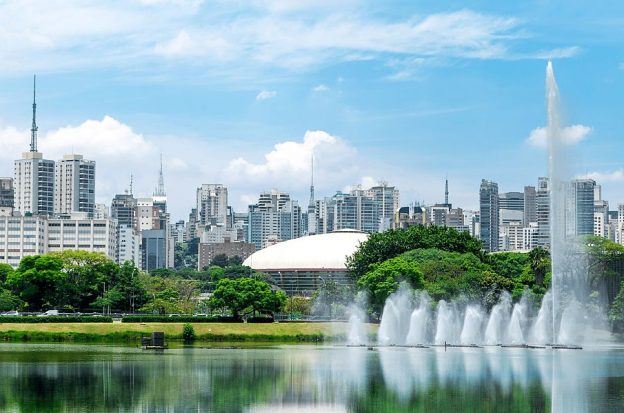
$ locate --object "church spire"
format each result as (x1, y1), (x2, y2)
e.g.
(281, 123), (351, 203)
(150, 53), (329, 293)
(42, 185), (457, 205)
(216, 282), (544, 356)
(30, 75), (38, 152)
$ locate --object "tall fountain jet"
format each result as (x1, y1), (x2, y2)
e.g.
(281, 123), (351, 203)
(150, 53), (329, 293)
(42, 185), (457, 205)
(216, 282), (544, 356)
(546, 60), (565, 344)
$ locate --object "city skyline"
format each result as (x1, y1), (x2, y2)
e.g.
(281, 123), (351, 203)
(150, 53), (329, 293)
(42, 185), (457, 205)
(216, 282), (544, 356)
(1, 1), (623, 221)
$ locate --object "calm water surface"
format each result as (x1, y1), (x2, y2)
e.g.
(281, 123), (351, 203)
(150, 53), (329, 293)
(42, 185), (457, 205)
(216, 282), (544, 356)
(0, 343), (622, 412)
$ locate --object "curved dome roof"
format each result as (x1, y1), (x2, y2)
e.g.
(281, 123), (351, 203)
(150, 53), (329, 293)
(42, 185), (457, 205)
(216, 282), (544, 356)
(244, 230), (369, 271)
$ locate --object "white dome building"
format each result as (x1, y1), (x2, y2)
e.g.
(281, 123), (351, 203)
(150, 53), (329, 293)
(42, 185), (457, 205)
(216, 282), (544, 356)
(243, 230), (369, 296)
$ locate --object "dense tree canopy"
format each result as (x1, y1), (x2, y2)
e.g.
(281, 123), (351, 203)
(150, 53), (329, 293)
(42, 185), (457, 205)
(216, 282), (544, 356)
(209, 277), (286, 320)
(346, 225), (484, 280)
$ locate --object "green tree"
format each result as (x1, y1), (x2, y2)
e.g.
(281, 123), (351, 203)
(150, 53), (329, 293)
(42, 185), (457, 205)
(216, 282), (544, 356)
(211, 254), (230, 268)
(346, 225), (483, 280)
(528, 247), (550, 287)
(0, 263), (14, 285)
(312, 280), (352, 319)
(6, 255), (67, 310)
(209, 277), (285, 319)
(357, 256), (424, 314)
(284, 296), (312, 316)
(0, 288), (22, 312)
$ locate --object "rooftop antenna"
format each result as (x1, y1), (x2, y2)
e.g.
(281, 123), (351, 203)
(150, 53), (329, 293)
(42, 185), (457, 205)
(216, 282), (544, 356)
(154, 153), (166, 196)
(30, 75), (38, 152)
(444, 176), (449, 205)
(129, 173), (134, 196)
(308, 153), (315, 207)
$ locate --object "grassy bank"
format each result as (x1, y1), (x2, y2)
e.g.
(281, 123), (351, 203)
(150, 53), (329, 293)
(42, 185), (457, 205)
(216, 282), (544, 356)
(0, 322), (378, 343)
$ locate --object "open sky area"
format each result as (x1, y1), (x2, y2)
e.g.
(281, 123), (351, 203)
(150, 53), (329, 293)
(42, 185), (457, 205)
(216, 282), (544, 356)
(0, 0), (623, 220)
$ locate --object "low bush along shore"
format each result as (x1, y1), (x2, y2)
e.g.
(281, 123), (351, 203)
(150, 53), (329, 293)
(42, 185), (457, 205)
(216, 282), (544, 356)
(0, 322), (378, 343)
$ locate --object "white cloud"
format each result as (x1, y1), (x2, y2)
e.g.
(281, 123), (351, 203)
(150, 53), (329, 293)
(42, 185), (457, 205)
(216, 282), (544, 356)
(256, 90), (277, 101)
(526, 124), (592, 148)
(41, 116), (152, 159)
(581, 169), (624, 183)
(0, 2), (579, 77)
(225, 130), (358, 191)
(313, 84), (329, 92)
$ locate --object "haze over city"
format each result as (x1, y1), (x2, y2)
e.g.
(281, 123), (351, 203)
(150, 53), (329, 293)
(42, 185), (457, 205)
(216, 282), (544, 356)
(1, 0), (623, 221)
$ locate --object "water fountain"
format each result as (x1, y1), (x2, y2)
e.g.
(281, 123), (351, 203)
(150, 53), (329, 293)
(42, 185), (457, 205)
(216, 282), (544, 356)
(344, 62), (604, 349)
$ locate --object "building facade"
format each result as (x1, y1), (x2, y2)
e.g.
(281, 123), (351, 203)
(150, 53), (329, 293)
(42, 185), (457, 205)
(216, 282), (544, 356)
(479, 179), (499, 252)
(54, 154), (95, 216)
(14, 152), (55, 215)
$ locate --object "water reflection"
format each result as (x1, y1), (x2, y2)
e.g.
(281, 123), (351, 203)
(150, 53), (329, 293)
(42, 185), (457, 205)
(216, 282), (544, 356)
(0, 344), (622, 412)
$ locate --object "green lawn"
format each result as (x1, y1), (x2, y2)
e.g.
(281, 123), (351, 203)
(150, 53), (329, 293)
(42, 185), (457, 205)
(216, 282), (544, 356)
(0, 322), (378, 343)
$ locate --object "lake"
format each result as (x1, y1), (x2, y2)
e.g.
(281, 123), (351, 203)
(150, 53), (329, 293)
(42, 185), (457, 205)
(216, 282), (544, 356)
(0, 343), (623, 412)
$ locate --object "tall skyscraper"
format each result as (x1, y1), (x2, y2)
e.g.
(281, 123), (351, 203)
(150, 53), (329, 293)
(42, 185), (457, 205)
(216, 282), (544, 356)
(523, 186), (537, 225)
(536, 177), (550, 248)
(573, 179), (596, 236)
(479, 179), (499, 252)
(14, 76), (55, 216)
(323, 191), (379, 234)
(54, 154), (96, 216)
(499, 191), (524, 225)
(307, 154), (317, 235)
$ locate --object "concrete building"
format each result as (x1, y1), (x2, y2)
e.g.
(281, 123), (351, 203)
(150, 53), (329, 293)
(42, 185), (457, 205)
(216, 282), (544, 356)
(499, 221), (525, 252)
(0, 178), (14, 209)
(13, 77), (55, 216)
(93, 203), (109, 220)
(0, 215), (47, 267)
(243, 230), (369, 296)
(394, 205), (427, 229)
(111, 194), (138, 232)
(141, 229), (167, 271)
(54, 154), (95, 216)
(479, 179), (499, 252)
(323, 191), (378, 234)
(536, 177), (550, 248)
(524, 186), (537, 225)
(14, 152), (55, 216)
(363, 182), (400, 231)
(248, 190), (302, 250)
(137, 197), (160, 231)
(198, 241), (255, 270)
(523, 223), (539, 250)
(573, 179), (596, 237)
(196, 184), (228, 227)
(118, 224), (141, 266)
(46, 215), (116, 260)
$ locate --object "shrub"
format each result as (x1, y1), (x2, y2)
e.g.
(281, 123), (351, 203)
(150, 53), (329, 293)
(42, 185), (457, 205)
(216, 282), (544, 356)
(0, 316), (113, 323)
(121, 315), (241, 323)
(182, 323), (195, 342)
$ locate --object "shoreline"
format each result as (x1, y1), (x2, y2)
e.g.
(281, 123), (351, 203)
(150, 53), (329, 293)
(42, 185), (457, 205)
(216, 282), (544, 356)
(0, 322), (378, 343)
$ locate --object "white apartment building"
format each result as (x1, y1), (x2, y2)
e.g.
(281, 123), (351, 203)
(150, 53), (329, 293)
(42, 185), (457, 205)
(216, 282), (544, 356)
(499, 221), (526, 252)
(54, 154), (96, 216)
(14, 152), (55, 215)
(0, 214), (47, 267)
(137, 197), (159, 231)
(118, 224), (141, 266)
(46, 215), (117, 260)
(196, 184), (228, 226)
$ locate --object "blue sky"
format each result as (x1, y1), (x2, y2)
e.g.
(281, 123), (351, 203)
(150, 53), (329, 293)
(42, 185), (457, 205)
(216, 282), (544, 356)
(0, 0), (623, 220)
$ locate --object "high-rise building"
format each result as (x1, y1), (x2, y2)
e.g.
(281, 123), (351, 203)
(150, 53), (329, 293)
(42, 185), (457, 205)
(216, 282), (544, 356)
(248, 190), (302, 249)
(536, 177), (550, 248)
(0, 178), (14, 209)
(499, 191), (524, 226)
(141, 229), (167, 271)
(118, 225), (141, 267)
(523, 186), (537, 225)
(573, 179), (596, 236)
(13, 76), (55, 216)
(323, 191), (379, 234)
(93, 203), (109, 220)
(363, 182), (400, 231)
(196, 184), (228, 227)
(111, 194), (138, 231)
(594, 186), (609, 238)
(479, 179), (499, 252)
(54, 154), (96, 216)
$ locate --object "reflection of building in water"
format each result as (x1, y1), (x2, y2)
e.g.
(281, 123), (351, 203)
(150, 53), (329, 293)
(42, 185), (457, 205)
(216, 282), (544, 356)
(243, 230), (368, 296)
